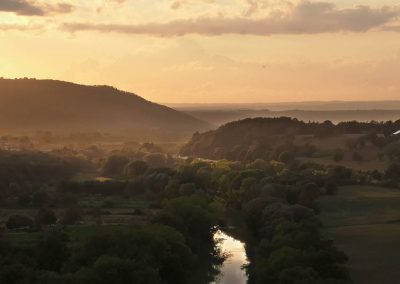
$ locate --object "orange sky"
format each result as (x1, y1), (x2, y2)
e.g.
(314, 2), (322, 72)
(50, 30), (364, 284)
(1, 0), (400, 103)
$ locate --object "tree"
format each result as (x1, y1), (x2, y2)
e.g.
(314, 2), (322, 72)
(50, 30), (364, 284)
(145, 153), (167, 168)
(90, 255), (160, 284)
(278, 151), (294, 164)
(56, 192), (78, 207)
(60, 208), (82, 225)
(125, 181), (146, 196)
(17, 193), (32, 207)
(0, 264), (29, 284)
(277, 267), (318, 284)
(36, 208), (57, 227)
(32, 190), (50, 207)
(385, 163), (400, 183)
(36, 229), (69, 272)
(178, 183), (196, 196)
(125, 160), (148, 178)
(298, 183), (320, 207)
(103, 155), (129, 177)
(154, 196), (218, 252)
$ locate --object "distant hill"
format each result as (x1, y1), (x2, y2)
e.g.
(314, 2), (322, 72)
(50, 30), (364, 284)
(0, 78), (210, 140)
(183, 109), (400, 126)
(180, 117), (400, 167)
(169, 101), (400, 111)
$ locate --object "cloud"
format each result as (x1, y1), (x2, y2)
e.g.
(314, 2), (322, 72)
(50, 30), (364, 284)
(93, 44), (400, 103)
(243, 0), (259, 17)
(52, 3), (74, 14)
(170, 0), (215, 10)
(0, 23), (42, 31)
(0, 0), (74, 16)
(0, 0), (44, 15)
(170, 1), (183, 10)
(382, 25), (400, 32)
(62, 1), (400, 36)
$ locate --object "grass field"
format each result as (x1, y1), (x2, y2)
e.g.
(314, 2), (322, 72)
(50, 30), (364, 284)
(318, 186), (400, 284)
(298, 157), (388, 172)
(295, 134), (389, 172)
(2, 196), (154, 247)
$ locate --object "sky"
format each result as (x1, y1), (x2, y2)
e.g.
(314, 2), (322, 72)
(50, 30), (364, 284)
(1, 0), (400, 103)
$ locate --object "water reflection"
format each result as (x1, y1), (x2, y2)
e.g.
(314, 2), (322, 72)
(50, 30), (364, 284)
(213, 230), (248, 284)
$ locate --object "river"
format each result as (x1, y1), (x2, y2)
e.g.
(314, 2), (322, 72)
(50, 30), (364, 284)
(213, 230), (248, 284)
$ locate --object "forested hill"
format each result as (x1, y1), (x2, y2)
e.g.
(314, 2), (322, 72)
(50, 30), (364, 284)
(180, 117), (400, 163)
(0, 78), (210, 140)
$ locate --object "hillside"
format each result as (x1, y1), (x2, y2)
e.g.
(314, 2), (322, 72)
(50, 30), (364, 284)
(180, 117), (400, 166)
(170, 101), (400, 111)
(184, 109), (400, 126)
(0, 78), (210, 140)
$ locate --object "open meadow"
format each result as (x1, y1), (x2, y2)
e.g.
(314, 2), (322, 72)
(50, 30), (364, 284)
(319, 186), (400, 284)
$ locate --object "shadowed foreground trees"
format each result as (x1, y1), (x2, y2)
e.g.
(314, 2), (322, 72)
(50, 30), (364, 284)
(0, 150), (363, 284)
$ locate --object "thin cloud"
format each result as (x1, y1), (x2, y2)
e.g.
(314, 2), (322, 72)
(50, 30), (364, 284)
(0, 23), (42, 31)
(62, 1), (400, 36)
(170, 0), (215, 10)
(382, 25), (400, 32)
(0, 0), (74, 16)
(170, 1), (183, 10)
(244, 0), (259, 17)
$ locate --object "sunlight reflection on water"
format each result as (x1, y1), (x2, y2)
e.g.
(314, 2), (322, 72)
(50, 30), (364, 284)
(213, 230), (248, 284)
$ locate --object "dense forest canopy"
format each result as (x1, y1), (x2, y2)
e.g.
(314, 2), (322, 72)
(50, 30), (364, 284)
(0, 148), (362, 284)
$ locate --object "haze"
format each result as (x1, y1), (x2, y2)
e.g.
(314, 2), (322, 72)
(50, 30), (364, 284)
(1, 0), (400, 103)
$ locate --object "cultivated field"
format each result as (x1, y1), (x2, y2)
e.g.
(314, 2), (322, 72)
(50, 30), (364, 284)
(318, 186), (400, 284)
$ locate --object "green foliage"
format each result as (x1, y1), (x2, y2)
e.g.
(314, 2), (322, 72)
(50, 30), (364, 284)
(0, 148), (361, 284)
(37, 229), (70, 272)
(66, 225), (196, 284)
(35, 208), (57, 227)
(125, 160), (149, 178)
(102, 155), (130, 177)
(181, 117), (400, 163)
(60, 208), (82, 225)
(385, 163), (400, 184)
(6, 214), (34, 230)
(245, 201), (349, 283)
(154, 196), (218, 253)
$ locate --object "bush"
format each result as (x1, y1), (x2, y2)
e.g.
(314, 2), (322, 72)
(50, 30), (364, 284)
(35, 208), (57, 227)
(325, 181), (338, 195)
(6, 215), (34, 230)
(32, 190), (50, 207)
(61, 208), (82, 225)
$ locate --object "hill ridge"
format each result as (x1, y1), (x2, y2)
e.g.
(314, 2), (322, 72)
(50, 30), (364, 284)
(0, 78), (211, 140)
